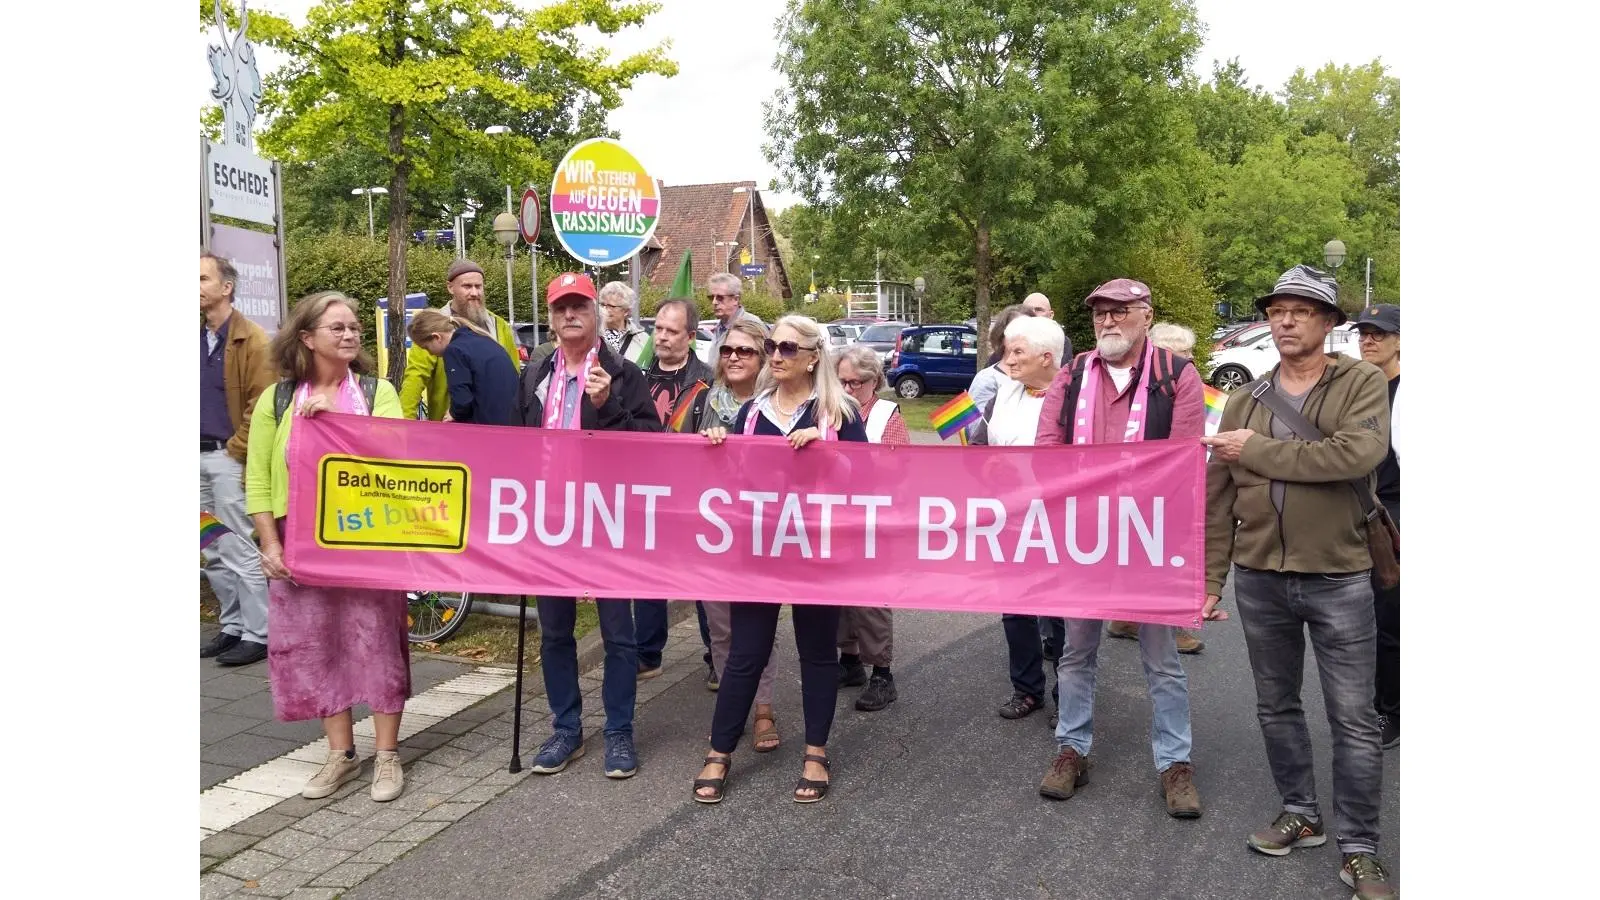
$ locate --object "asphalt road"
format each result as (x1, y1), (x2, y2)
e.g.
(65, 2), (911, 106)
(350, 589), (1399, 900)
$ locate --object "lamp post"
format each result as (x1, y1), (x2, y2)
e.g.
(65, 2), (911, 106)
(493, 212), (519, 326)
(350, 187), (388, 239)
(913, 276), (926, 324)
(715, 240), (739, 274)
(456, 206), (476, 259)
(1323, 238), (1347, 287)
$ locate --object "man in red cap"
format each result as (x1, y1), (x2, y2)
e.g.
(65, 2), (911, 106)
(1034, 277), (1207, 819)
(515, 272), (663, 782)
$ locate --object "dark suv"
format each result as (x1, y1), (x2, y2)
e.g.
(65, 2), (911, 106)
(885, 325), (979, 399)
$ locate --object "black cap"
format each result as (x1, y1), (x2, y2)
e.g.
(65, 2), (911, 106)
(1352, 304), (1400, 334)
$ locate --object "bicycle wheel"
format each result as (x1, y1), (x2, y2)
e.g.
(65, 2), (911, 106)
(406, 589), (473, 643)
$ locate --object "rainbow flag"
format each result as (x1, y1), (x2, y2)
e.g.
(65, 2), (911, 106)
(201, 511), (232, 550)
(668, 381), (709, 433)
(930, 392), (982, 441)
(1203, 384), (1227, 436)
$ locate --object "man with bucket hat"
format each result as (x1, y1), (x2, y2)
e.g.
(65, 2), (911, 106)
(1035, 277), (1207, 819)
(1202, 265), (1397, 899)
(1353, 304), (1401, 751)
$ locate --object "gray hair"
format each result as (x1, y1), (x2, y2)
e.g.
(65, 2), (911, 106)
(707, 272), (742, 298)
(598, 281), (636, 308)
(836, 344), (887, 390)
(201, 252), (237, 300)
(1004, 315), (1066, 364)
(1149, 322), (1196, 358)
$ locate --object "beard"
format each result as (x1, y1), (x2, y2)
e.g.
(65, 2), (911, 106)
(1097, 333), (1133, 359)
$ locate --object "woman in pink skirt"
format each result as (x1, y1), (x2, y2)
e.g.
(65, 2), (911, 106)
(245, 291), (411, 803)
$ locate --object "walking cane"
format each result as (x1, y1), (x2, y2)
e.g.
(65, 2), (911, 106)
(509, 595), (528, 773)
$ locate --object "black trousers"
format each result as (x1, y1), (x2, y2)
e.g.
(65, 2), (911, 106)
(1373, 495), (1400, 718)
(710, 602), (842, 753)
(1003, 614), (1064, 700)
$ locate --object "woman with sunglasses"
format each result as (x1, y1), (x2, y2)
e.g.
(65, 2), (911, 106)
(672, 318), (785, 748)
(693, 316), (868, 805)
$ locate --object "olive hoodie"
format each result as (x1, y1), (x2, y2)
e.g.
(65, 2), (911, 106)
(1205, 352), (1390, 596)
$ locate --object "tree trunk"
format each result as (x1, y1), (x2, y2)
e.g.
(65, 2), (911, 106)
(974, 216), (992, 357)
(384, 102), (410, 387)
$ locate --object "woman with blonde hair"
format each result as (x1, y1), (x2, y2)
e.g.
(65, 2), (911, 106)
(408, 308), (520, 425)
(692, 315), (867, 805)
(245, 291), (411, 803)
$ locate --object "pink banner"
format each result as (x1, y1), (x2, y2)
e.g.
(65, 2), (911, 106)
(284, 415), (1206, 626)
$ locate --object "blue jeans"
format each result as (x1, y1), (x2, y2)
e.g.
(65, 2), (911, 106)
(1234, 566), (1383, 856)
(633, 599), (669, 668)
(536, 597), (637, 737)
(1054, 619), (1193, 773)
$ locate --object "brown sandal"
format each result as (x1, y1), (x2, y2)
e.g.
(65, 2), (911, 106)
(793, 753), (831, 803)
(693, 754), (732, 804)
(752, 711), (780, 753)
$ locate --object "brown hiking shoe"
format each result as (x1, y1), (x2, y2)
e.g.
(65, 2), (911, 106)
(1175, 629), (1205, 654)
(1106, 621), (1140, 640)
(1039, 746), (1089, 800)
(1160, 762), (1202, 818)
(1341, 852), (1397, 899)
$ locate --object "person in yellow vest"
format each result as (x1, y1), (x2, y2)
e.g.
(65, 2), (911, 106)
(399, 259), (519, 420)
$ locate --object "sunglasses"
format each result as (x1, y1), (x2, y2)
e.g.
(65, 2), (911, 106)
(763, 339), (817, 359)
(708, 293), (738, 302)
(718, 344), (760, 360)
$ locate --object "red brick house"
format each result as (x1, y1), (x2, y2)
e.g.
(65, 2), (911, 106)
(639, 180), (793, 300)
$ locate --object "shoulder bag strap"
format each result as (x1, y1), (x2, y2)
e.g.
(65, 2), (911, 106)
(1246, 380), (1382, 524)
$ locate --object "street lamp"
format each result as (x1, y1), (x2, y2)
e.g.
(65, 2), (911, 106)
(913, 276), (927, 324)
(1323, 239), (1347, 278)
(493, 212), (520, 326)
(350, 186), (388, 239)
(456, 205), (477, 259)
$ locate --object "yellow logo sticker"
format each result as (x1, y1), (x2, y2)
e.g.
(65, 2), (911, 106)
(315, 454), (470, 552)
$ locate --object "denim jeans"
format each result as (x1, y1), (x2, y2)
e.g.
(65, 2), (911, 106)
(1054, 619), (1193, 773)
(201, 450), (268, 644)
(537, 596), (637, 737)
(1234, 566), (1383, 856)
(1002, 614), (1064, 700)
(633, 599), (670, 668)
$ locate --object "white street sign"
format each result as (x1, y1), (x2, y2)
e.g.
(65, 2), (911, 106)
(207, 141), (277, 227)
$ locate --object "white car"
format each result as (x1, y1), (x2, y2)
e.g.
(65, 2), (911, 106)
(1207, 323), (1362, 392)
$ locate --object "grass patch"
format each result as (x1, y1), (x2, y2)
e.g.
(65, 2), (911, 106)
(882, 389), (960, 433)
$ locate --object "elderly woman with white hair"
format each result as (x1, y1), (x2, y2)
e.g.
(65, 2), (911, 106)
(598, 281), (652, 368)
(832, 345), (908, 713)
(974, 314), (1073, 720)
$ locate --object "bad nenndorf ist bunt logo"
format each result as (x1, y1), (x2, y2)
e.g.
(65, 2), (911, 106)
(315, 455), (470, 552)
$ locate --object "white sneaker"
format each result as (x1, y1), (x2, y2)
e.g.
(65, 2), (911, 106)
(371, 749), (405, 802)
(302, 749), (362, 799)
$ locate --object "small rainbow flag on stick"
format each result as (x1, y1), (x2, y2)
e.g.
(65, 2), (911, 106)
(1203, 384), (1227, 436)
(201, 511), (232, 550)
(930, 392), (983, 441)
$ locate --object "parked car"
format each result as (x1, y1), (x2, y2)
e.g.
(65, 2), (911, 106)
(854, 321), (913, 364)
(1206, 323), (1362, 392)
(885, 324), (979, 399)
(825, 324), (852, 348)
(828, 321), (867, 342)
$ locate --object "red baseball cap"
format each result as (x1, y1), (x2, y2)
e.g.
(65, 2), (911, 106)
(1083, 278), (1153, 306)
(546, 272), (597, 305)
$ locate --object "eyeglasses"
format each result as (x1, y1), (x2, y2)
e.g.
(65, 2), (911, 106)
(839, 378), (871, 389)
(763, 339), (817, 359)
(314, 324), (362, 337)
(718, 344), (760, 360)
(708, 293), (738, 302)
(600, 303), (631, 311)
(1264, 306), (1320, 324)
(1357, 330), (1394, 342)
(1090, 305), (1148, 323)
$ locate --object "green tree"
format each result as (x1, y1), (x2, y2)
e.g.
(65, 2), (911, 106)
(1187, 58), (1289, 169)
(765, 0), (1203, 345)
(216, 0), (676, 381)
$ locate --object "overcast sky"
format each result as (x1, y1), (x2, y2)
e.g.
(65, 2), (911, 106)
(205, 0), (1400, 210)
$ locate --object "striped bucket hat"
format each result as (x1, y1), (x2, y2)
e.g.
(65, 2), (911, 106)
(1254, 264), (1346, 325)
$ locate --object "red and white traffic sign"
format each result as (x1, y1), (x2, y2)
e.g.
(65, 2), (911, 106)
(519, 188), (541, 244)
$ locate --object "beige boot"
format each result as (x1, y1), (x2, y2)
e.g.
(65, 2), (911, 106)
(371, 749), (405, 802)
(302, 748), (362, 799)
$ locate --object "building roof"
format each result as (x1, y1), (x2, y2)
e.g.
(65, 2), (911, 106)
(646, 180), (791, 298)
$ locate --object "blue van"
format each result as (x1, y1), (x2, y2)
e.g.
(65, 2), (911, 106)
(885, 325), (980, 399)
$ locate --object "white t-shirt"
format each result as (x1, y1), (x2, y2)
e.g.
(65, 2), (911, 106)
(987, 380), (1044, 446)
(1108, 365), (1133, 393)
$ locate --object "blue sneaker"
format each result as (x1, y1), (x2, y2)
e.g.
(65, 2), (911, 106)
(530, 731), (584, 774)
(604, 732), (638, 779)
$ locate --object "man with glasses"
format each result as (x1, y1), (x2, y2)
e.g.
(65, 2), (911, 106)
(706, 272), (765, 362)
(1201, 265), (1396, 900)
(1353, 304), (1401, 751)
(400, 260), (519, 420)
(631, 298), (716, 678)
(1035, 278), (1206, 819)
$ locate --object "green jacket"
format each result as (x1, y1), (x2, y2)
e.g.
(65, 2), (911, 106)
(245, 379), (403, 519)
(399, 310), (519, 420)
(1204, 353), (1391, 595)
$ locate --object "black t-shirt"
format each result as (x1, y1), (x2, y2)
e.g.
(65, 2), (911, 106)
(1375, 373), (1400, 501)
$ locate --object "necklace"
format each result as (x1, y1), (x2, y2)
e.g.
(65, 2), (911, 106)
(1024, 385), (1048, 398)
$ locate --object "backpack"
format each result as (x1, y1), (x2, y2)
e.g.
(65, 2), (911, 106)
(273, 375), (380, 425)
(1055, 347), (1192, 440)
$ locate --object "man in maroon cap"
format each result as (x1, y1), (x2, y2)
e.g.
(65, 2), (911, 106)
(1034, 277), (1207, 818)
(515, 272), (662, 782)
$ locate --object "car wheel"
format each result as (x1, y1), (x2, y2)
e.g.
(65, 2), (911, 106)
(1211, 365), (1251, 392)
(895, 376), (925, 400)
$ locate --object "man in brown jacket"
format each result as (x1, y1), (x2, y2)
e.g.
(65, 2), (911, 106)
(200, 252), (277, 666)
(1201, 265), (1396, 900)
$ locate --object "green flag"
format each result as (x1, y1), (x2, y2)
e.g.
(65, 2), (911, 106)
(668, 250), (694, 299)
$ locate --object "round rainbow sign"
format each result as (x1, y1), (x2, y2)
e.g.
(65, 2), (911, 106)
(548, 138), (661, 267)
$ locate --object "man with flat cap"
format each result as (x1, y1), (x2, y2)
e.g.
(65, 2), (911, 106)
(1353, 303), (1400, 751)
(399, 259), (520, 420)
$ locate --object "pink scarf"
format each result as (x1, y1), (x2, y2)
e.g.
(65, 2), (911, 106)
(544, 343), (600, 430)
(294, 371), (369, 417)
(1070, 337), (1156, 445)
